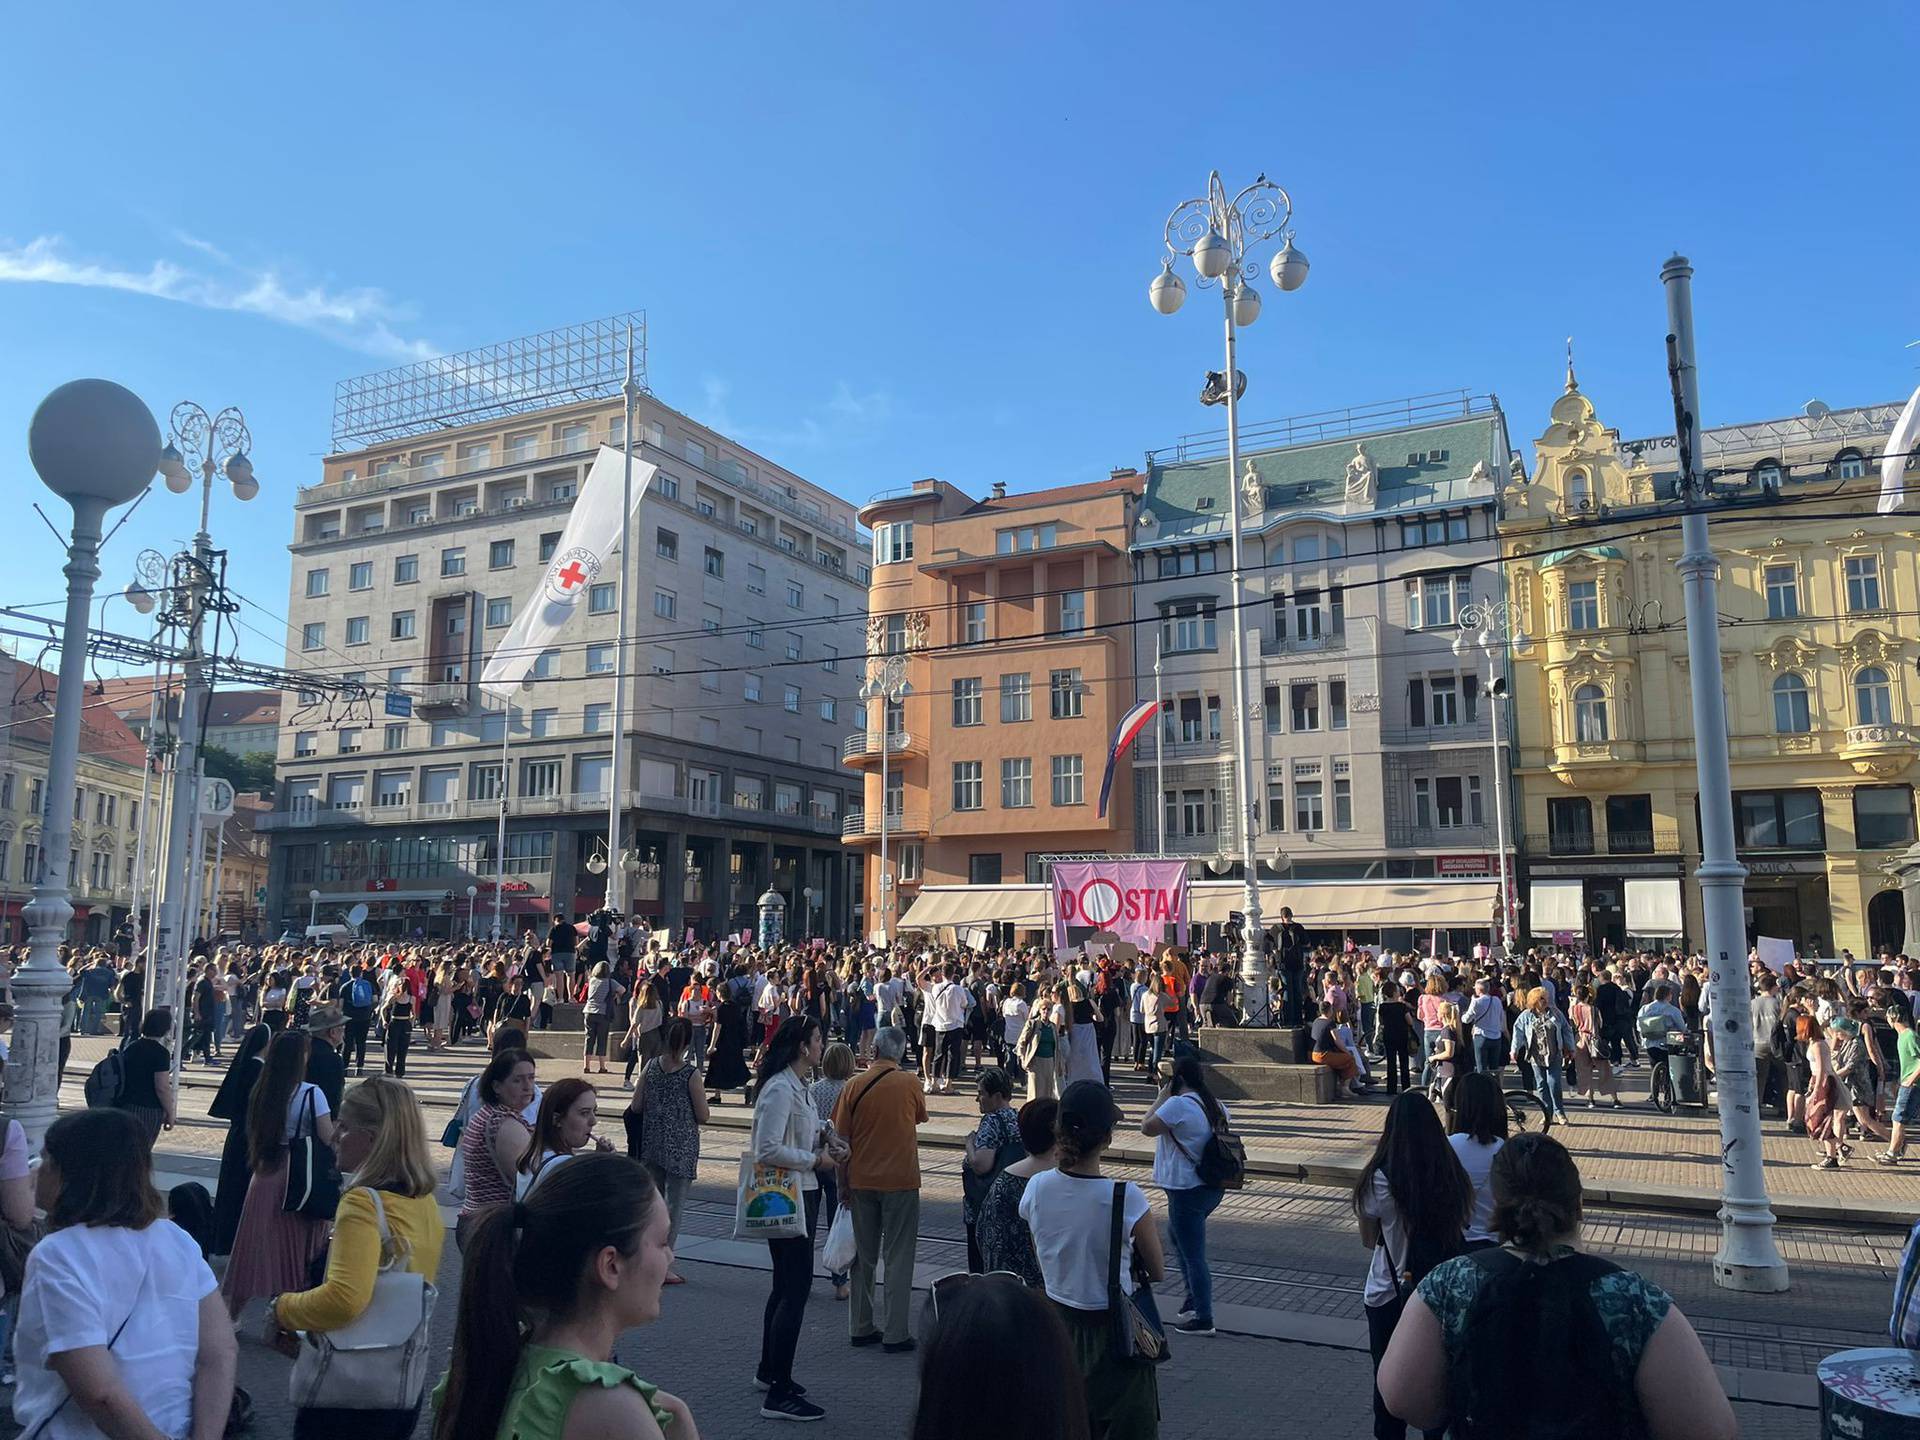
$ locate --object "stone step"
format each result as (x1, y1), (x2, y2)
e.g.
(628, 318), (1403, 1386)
(1207, 1061), (1338, 1104)
(1195, 1027), (1315, 1066)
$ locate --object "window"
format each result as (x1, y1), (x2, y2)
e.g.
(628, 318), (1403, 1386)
(486, 596), (512, 628)
(1854, 666), (1893, 726)
(1846, 554), (1883, 612)
(1001, 673), (1032, 723)
(1329, 680), (1348, 731)
(1175, 789), (1213, 837)
(784, 633), (803, 662)
(582, 702), (611, 735)
(953, 678), (983, 727)
(441, 547), (466, 577)
(995, 523), (1057, 554)
(383, 723), (407, 750)
(1736, 789), (1824, 849)
(964, 602), (989, 645)
(654, 589), (676, 619)
(539, 532), (560, 562)
(1566, 469), (1593, 510)
(953, 761), (983, 811)
(524, 708), (556, 739)
(683, 437), (707, 468)
(1772, 673), (1811, 734)
(301, 622), (324, 651)
(526, 648), (556, 680)
(1399, 515), (1471, 548)
(293, 731), (317, 757)
(747, 563), (766, 595)
(1837, 451), (1867, 480)
(1606, 794), (1654, 853)
(787, 581), (804, 608)
(1051, 754), (1085, 806)
(305, 568), (330, 598)
(521, 759), (562, 798)
(700, 662), (719, 693)
(345, 616), (369, 645)
(1001, 757), (1033, 808)
(746, 625), (764, 649)
(968, 853), (1002, 885)
(1057, 589), (1086, 636)
(1049, 669), (1084, 719)
(657, 472), (679, 501)
(1567, 580), (1599, 631)
(1333, 777), (1353, 831)
(588, 583), (616, 614)
(488, 539), (514, 570)
(1855, 785), (1916, 849)
(445, 609), (466, 638)
(702, 603), (723, 634)
(744, 673), (763, 703)
(387, 665), (413, 690)
(1764, 564), (1799, 620)
(1290, 682), (1319, 732)
(704, 546), (724, 578)
(1294, 781), (1324, 832)
(1157, 547), (1219, 578)
(1548, 797), (1595, 855)
(393, 553), (418, 584)
(345, 561), (372, 592)
(819, 696), (837, 722)
(390, 611), (416, 640)
(1404, 573), (1472, 629)
(1160, 599), (1216, 653)
(1573, 684), (1610, 743)
(823, 645), (838, 673)
(783, 685), (801, 714)
(338, 727), (363, 754)
(657, 529), (678, 561)
(873, 522), (915, 565)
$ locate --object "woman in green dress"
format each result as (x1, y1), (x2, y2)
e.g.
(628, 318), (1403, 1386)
(433, 1151), (699, 1440)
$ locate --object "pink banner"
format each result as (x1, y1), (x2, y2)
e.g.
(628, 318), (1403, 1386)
(1050, 860), (1189, 951)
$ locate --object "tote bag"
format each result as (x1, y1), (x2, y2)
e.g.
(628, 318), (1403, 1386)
(733, 1155), (805, 1241)
(283, 1089), (342, 1220)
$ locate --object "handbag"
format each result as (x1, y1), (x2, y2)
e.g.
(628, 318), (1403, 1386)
(1107, 1181), (1168, 1366)
(0, 1217), (43, 1295)
(283, 1089), (342, 1220)
(289, 1189), (438, 1411)
(733, 1154), (805, 1240)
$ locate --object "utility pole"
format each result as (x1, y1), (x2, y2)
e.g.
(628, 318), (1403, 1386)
(1662, 253), (1788, 1293)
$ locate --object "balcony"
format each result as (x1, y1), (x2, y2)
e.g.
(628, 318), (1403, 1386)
(415, 681), (470, 714)
(1840, 723), (1915, 779)
(260, 788), (844, 836)
(1546, 738), (1645, 788)
(1260, 627), (1349, 660)
(842, 808), (929, 841)
(1380, 715), (1494, 747)
(1522, 828), (1684, 859)
(842, 730), (917, 765)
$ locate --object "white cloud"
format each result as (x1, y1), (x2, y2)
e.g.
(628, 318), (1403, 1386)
(0, 235), (436, 361)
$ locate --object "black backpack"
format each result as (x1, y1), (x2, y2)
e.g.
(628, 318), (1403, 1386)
(1446, 1248), (1635, 1440)
(83, 1047), (125, 1109)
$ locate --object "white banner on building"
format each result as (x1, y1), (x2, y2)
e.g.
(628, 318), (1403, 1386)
(480, 445), (655, 702)
(1879, 382), (1920, 515)
(1528, 880), (1584, 935)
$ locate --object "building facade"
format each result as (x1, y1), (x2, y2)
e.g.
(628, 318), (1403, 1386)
(1130, 395), (1514, 942)
(100, 683), (280, 757)
(849, 476), (1144, 939)
(1505, 375), (1912, 957)
(264, 353), (869, 943)
(0, 655), (152, 945)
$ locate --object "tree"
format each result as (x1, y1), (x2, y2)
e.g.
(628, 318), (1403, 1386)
(199, 744), (275, 796)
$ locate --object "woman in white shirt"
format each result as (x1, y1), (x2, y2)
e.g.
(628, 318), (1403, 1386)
(1021, 1080), (1166, 1440)
(1445, 1072), (1508, 1250)
(16, 1108), (236, 1440)
(1141, 1056), (1230, 1336)
(1000, 984), (1031, 1076)
(221, 1030), (335, 1321)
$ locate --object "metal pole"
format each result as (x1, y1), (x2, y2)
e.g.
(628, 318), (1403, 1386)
(124, 655), (165, 977)
(150, 544), (212, 1013)
(1220, 290), (1270, 1025)
(876, 704), (890, 947)
(1154, 631), (1167, 857)
(492, 698), (512, 943)
(606, 330), (638, 914)
(6, 496), (109, 1154)
(1489, 674), (1511, 951)
(1661, 252), (1787, 1293)
(207, 816), (227, 940)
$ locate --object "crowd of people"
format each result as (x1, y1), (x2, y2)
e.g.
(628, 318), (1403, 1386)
(2, 912), (1916, 1438)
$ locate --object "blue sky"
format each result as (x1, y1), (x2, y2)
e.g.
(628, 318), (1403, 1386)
(2, 2), (1914, 666)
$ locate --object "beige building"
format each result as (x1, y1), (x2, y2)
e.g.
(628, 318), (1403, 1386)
(99, 682), (280, 757)
(1505, 374), (1912, 957)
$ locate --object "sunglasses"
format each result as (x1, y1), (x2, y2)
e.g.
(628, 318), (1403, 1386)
(929, 1270), (1025, 1324)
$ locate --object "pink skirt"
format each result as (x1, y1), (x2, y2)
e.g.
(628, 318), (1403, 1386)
(220, 1156), (329, 1307)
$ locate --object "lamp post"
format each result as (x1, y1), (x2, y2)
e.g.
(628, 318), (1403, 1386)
(1148, 171), (1309, 1025)
(149, 402), (257, 1021)
(1453, 600), (1529, 952)
(308, 888), (320, 932)
(802, 885), (815, 941)
(465, 884), (479, 940)
(16, 380), (161, 1155)
(858, 655), (911, 947)
(1661, 253), (1786, 1293)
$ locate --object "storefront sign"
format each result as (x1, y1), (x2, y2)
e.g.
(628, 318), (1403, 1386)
(1436, 854), (1491, 876)
(1050, 860), (1188, 951)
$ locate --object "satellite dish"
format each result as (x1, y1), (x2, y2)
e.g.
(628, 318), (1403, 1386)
(1804, 399), (1831, 428)
(345, 903), (370, 929)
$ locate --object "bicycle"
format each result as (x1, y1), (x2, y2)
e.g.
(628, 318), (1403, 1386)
(1427, 1069), (1552, 1134)
(1647, 1031), (1695, 1115)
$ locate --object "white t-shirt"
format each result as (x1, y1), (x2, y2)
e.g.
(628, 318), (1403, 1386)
(927, 980), (971, 1032)
(1152, 1092), (1228, 1191)
(1448, 1133), (1504, 1243)
(1001, 996), (1030, 1045)
(283, 1081), (331, 1142)
(1359, 1170), (1410, 1308)
(15, 1219), (216, 1440)
(1019, 1169), (1150, 1310)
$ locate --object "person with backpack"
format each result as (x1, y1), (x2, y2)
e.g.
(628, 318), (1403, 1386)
(1353, 1092), (1471, 1440)
(1141, 1055), (1237, 1337)
(1376, 1132), (1736, 1440)
(341, 963), (377, 1077)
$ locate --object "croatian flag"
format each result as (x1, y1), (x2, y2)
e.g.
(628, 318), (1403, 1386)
(480, 446), (656, 702)
(1097, 699), (1161, 818)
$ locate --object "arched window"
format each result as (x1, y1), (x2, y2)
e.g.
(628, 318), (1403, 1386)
(1836, 450), (1865, 481)
(1772, 673), (1811, 734)
(1573, 683), (1610, 743)
(1753, 460), (1784, 492)
(1566, 469), (1592, 510)
(1855, 666), (1893, 726)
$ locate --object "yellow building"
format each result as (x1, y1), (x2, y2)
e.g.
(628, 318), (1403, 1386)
(1504, 373), (1913, 958)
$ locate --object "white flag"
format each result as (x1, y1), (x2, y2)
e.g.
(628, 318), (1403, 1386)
(480, 445), (655, 702)
(1878, 382), (1920, 515)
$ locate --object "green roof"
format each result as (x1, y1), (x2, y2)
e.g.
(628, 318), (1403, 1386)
(1540, 545), (1625, 568)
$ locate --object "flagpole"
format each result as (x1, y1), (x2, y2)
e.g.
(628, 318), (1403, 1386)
(493, 696), (512, 943)
(1154, 632), (1166, 858)
(603, 328), (638, 916)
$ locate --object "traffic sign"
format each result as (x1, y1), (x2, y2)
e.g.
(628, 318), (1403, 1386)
(384, 691), (413, 718)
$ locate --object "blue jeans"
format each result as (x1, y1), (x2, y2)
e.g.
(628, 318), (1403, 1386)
(1165, 1184), (1224, 1325)
(1535, 1062), (1566, 1118)
(1149, 1032), (1167, 1073)
(1416, 1026), (1435, 1087)
(1474, 1036), (1504, 1076)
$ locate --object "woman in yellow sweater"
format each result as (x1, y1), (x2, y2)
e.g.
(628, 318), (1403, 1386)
(268, 1076), (446, 1440)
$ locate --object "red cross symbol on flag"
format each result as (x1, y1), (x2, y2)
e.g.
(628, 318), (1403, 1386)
(556, 561), (587, 589)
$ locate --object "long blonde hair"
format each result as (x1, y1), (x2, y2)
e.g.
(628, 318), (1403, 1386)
(339, 1076), (438, 1199)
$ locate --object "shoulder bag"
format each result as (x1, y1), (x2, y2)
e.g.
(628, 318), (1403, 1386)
(21, 1265), (146, 1440)
(1107, 1180), (1169, 1366)
(283, 1088), (342, 1220)
(289, 1188), (438, 1411)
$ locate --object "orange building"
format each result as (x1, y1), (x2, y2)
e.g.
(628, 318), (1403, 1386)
(848, 474), (1146, 938)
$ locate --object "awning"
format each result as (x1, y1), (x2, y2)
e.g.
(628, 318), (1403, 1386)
(1188, 881), (1499, 928)
(1624, 878), (1684, 936)
(897, 886), (1053, 930)
(1528, 880), (1585, 933)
